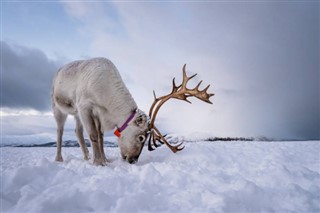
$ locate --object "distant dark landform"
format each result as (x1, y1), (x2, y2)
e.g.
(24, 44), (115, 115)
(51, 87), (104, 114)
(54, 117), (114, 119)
(205, 137), (254, 142)
(4, 139), (117, 148)
(2, 136), (301, 148)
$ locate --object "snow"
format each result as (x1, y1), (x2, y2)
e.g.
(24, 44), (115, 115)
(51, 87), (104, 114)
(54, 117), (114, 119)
(1, 141), (320, 212)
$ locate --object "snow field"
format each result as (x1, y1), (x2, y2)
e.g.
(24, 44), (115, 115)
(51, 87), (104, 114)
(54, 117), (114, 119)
(1, 141), (320, 212)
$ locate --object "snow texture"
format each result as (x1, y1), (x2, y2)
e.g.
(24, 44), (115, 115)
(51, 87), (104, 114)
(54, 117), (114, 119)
(1, 141), (320, 212)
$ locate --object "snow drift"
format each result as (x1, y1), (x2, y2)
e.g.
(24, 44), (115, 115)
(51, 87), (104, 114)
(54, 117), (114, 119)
(1, 141), (319, 212)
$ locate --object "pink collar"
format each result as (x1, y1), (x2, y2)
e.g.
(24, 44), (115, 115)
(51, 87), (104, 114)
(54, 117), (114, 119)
(114, 109), (136, 138)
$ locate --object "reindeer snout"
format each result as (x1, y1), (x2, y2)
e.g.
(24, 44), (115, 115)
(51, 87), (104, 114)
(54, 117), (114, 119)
(122, 153), (139, 164)
(127, 156), (139, 164)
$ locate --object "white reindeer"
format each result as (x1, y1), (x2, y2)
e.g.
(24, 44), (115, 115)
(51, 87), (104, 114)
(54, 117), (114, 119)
(52, 58), (148, 165)
(52, 57), (213, 166)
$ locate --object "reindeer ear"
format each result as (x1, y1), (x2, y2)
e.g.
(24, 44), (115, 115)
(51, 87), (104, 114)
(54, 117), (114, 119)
(135, 114), (147, 127)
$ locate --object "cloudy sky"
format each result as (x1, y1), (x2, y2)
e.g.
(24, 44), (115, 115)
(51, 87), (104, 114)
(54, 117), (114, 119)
(1, 1), (319, 143)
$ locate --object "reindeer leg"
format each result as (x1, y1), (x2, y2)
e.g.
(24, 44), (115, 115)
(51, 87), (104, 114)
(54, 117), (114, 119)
(94, 118), (107, 165)
(79, 109), (104, 166)
(53, 108), (67, 162)
(75, 115), (90, 161)
(98, 131), (107, 164)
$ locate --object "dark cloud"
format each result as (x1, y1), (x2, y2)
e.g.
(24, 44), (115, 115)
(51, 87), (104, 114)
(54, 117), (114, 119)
(1, 41), (60, 111)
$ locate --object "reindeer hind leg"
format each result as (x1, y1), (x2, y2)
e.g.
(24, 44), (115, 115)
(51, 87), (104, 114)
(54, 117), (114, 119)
(53, 107), (67, 162)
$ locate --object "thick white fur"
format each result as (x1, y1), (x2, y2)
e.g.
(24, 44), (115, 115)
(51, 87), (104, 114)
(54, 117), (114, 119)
(52, 58), (148, 165)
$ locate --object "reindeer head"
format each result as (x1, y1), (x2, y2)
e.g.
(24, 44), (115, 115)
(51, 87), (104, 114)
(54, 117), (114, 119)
(116, 109), (149, 164)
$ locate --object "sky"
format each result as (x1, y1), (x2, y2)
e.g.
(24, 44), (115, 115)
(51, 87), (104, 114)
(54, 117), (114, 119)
(1, 1), (319, 143)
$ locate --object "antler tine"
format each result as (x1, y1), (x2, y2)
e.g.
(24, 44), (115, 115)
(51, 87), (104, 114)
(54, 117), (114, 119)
(149, 90), (159, 118)
(152, 126), (185, 153)
(152, 133), (162, 147)
(200, 84), (215, 104)
(182, 64), (187, 78)
(196, 80), (202, 89)
(153, 90), (157, 100)
(148, 129), (163, 151)
(171, 78), (180, 94)
(182, 64), (197, 90)
(204, 84), (210, 92)
(148, 133), (155, 151)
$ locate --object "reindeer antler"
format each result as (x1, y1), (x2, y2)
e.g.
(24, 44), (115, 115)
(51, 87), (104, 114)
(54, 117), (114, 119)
(148, 64), (214, 153)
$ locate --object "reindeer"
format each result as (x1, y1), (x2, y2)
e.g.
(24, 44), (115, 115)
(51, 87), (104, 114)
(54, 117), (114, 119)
(52, 58), (213, 165)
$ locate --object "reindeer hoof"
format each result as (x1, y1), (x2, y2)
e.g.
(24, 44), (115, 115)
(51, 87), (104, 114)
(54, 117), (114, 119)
(103, 157), (108, 164)
(55, 156), (63, 162)
(93, 159), (106, 166)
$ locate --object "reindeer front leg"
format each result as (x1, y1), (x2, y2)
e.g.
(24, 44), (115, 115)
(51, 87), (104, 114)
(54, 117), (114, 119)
(75, 115), (90, 161)
(94, 118), (107, 164)
(79, 108), (105, 166)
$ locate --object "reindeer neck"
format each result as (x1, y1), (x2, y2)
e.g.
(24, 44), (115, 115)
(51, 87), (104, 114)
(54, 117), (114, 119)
(112, 92), (137, 129)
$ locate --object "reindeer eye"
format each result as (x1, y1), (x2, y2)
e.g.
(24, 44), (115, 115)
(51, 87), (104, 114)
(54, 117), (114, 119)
(137, 135), (146, 144)
(136, 117), (144, 126)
